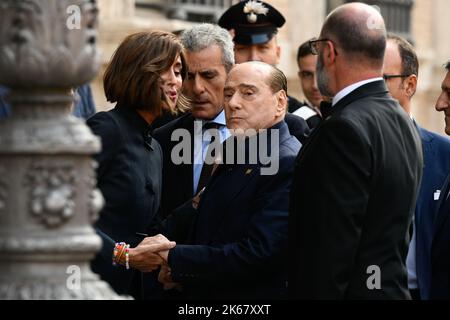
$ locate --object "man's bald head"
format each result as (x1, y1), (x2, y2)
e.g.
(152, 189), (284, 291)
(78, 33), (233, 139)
(322, 3), (387, 68)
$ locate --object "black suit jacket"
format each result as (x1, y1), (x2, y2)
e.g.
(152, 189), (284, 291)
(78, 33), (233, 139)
(153, 113), (196, 219)
(430, 172), (450, 299)
(87, 105), (162, 296)
(288, 80), (423, 299)
(153, 112), (310, 219)
(166, 121), (301, 299)
(413, 126), (450, 299)
(285, 113), (310, 145)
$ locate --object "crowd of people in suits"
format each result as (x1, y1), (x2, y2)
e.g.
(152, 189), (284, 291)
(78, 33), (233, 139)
(3, 1), (450, 300)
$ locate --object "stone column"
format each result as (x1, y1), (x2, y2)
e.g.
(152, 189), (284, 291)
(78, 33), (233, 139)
(0, 0), (121, 299)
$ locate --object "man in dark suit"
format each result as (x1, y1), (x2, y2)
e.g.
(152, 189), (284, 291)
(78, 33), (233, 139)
(146, 61), (300, 299)
(383, 35), (450, 300)
(430, 60), (450, 299)
(153, 24), (234, 219)
(288, 3), (423, 299)
(218, 0), (311, 143)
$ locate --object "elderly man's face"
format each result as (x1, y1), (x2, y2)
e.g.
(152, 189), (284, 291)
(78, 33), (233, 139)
(183, 45), (228, 120)
(234, 37), (281, 66)
(436, 71), (450, 135)
(224, 63), (286, 133)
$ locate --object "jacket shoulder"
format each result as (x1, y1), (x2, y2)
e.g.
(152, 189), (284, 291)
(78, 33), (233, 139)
(87, 111), (122, 140)
(420, 127), (450, 148)
(153, 113), (193, 142)
(280, 135), (301, 158)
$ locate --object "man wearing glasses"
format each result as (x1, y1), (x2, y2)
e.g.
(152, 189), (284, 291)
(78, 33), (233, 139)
(289, 3), (423, 299)
(383, 34), (450, 300)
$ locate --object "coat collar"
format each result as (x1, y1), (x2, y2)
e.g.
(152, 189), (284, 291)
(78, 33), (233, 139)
(331, 80), (389, 113)
(114, 105), (157, 150)
(332, 77), (384, 107)
(416, 124), (434, 144)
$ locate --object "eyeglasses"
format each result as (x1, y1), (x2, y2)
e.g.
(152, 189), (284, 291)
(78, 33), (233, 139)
(309, 38), (338, 56)
(383, 74), (412, 80)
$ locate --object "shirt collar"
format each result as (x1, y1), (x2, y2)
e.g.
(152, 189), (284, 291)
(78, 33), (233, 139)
(332, 77), (384, 106)
(198, 109), (227, 127)
(205, 110), (227, 126)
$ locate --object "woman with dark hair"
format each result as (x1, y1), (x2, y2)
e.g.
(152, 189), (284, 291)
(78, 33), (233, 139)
(87, 31), (186, 298)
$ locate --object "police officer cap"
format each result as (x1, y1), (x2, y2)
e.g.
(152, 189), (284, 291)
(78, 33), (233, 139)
(218, 1), (286, 45)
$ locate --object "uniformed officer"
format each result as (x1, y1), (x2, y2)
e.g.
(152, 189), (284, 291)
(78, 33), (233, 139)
(219, 0), (311, 141)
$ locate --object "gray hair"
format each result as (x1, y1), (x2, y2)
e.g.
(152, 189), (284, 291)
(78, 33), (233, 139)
(181, 23), (235, 72)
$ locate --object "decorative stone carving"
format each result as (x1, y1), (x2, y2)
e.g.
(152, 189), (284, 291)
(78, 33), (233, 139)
(88, 161), (103, 223)
(0, 0), (122, 299)
(25, 161), (76, 228)
(0, 0), (100, 88)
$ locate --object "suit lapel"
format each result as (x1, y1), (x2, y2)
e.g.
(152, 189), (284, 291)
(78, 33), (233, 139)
(415, 125), (432, 222)
(195, 163), (259, 242)
(194, 122), (292, 242)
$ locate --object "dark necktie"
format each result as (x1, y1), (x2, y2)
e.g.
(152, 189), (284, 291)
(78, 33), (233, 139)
(196, 122), (221, 194)
(320, 101), (333, 119)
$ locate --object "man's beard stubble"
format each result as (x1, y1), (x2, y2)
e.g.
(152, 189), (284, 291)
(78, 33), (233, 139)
(316, 53), (334, 98)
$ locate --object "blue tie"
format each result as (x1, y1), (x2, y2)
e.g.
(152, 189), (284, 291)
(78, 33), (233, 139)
(196, 122), (220, 194)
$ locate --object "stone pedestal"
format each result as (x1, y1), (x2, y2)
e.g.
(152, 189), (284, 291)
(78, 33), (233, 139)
(0, 0), (122, 299)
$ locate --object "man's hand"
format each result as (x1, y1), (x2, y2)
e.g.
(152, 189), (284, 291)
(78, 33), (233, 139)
(124, 234), (176, 273)
(158, 264), (183, 291)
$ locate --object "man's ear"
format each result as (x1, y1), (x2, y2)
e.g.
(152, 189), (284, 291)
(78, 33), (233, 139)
(405, 74), (418, 99)
(228, 29), (235, 40)
(324, 41), (337, 66)
(276, 90), (288, 116)
(275, 45), (281, 65)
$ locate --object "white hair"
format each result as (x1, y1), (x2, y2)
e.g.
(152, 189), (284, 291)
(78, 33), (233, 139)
(181, 23), (235, 72)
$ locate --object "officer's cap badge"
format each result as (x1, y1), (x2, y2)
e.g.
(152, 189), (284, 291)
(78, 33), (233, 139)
(243, 1), (269, 24)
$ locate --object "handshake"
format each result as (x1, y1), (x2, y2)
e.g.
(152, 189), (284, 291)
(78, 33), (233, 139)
(114, 234), (180, 290)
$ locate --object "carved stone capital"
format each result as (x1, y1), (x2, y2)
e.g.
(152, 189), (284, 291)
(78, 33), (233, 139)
(0, 0), (100, 89)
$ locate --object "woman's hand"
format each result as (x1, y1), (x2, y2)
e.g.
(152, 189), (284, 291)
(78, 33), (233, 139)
(119, 234), (176, 273)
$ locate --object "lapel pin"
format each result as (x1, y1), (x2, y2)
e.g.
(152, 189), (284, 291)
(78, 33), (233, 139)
(245, 169), (253, 175)
(434, 190), (441, 201)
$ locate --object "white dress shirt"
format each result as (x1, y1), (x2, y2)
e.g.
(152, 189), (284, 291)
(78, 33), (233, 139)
(193, 110), (230, 194)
